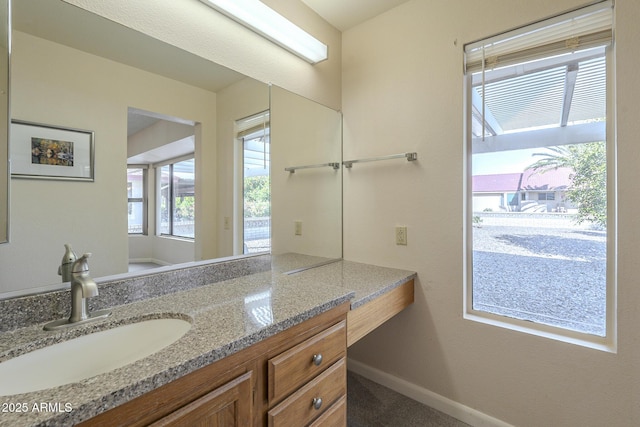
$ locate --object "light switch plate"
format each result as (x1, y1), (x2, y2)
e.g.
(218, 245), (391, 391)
(395, 226), (407, 245)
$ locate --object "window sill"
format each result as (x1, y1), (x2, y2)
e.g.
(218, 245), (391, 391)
(158, 235), (195, 243)
(464, 311), (616, 353)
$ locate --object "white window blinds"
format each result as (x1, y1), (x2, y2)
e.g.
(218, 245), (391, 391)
(464, 1), (613, 73)
(236, 110), (270, 139)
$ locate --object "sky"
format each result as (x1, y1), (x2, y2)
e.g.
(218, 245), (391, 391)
(472, 148), (546, 176)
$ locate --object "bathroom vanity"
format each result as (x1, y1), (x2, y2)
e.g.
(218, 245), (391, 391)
(0, 254), (415, 426)
(82, 302), (349, 426)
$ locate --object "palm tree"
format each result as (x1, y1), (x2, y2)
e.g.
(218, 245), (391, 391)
(526, 142), (606, 227)
(527, 145), (574, 172)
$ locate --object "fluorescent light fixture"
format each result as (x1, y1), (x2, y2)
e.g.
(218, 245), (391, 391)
(199, 0), (328, 64)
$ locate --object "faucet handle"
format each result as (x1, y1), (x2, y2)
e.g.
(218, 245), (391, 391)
(71, 253), (92, 273)
(58, 244), (78, 282)
(60, 243), (77, 266)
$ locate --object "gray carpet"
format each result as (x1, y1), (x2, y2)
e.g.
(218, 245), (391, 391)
(347, 371), (471, 427)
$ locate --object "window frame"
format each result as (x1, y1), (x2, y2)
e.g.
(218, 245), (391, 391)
(235, 110), (271, 255)
(463, 4), (617, 351)
(127, 165), (148, 235)
(156, 155), (195, 240)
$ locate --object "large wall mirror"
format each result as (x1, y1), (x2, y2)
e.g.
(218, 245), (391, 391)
(0, 0), (342, 300)
(0, 0), (8, 245)
(271, 86), (342, 259)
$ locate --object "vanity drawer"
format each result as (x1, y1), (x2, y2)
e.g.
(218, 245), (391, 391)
(267, 358), (346, 427)
(268, 320), (346, 404)
(308, 395), (346, 427)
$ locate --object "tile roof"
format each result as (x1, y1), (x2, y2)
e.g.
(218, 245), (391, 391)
(473, 168), (571, 193)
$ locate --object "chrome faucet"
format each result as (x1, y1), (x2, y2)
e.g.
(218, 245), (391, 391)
(44, 252), (111, 331)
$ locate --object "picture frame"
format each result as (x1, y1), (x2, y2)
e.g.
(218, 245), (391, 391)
(10, 120), (94, 181)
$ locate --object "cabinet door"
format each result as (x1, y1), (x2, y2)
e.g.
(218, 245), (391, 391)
(150, 371), (253, 427)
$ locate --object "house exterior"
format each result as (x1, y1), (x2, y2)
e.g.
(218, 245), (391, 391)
(472, 167), (576, 213)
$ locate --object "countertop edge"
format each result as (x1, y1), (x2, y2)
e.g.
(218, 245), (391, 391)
(350, 273), (417, 310)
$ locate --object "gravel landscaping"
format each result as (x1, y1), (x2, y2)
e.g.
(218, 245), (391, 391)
(472, 225), (607, 336)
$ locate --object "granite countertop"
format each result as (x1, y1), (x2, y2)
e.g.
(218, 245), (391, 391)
(0, 255), (415, 426)
(295, 260), (418, 309)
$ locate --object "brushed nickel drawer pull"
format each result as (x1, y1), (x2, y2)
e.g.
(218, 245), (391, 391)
(312, 397), (323, 410)
(312, 353), (323, 366)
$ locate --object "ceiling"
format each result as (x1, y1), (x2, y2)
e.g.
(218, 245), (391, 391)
(13, 0), (246, 94)
(302, 0), (411, 31)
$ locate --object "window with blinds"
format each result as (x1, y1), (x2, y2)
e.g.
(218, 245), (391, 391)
(465, 2), (612, 73)
(464, 1), (615, 346)
(236, 111), (271, 254)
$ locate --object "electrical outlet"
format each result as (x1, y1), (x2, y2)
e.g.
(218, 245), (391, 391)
(224, 216), (230, 230)
(295, 221), (302, 236)
(395, 226), (407, 245)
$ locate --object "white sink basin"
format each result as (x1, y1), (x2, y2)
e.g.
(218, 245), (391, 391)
(0, 317), (191, 396)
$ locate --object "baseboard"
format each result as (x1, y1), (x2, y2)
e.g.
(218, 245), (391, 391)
(347, 358), (513, 427)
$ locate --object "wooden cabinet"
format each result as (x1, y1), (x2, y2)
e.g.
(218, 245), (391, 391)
(150, 371), (253, 427)
(268, 320), (346, 404)
(268, 359), (346, 426)
(347, 279), (414, 347)
(79, 360), (258, 427)
(77, 274), (416, 427)
(309, 395), (347, 427)
(80, 302), (349, 427)
(267, 321), (347, 426)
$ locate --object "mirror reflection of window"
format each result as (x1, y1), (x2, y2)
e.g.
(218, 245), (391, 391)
(158, 158), (195, 239)
(237, 111), (270, 254)
(127, 166), (147, 235)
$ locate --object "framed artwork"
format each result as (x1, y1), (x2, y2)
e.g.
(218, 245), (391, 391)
(10, 120), (94, 181)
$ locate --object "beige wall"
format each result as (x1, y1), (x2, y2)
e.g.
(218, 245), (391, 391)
(127, 121), (194, 159)
(344, 0), (639, 426)
(0, 31), (217, 294)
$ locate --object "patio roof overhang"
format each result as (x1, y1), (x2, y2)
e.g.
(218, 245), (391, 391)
(470, 46), (606, 155)
(472, 121), (605, 154)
